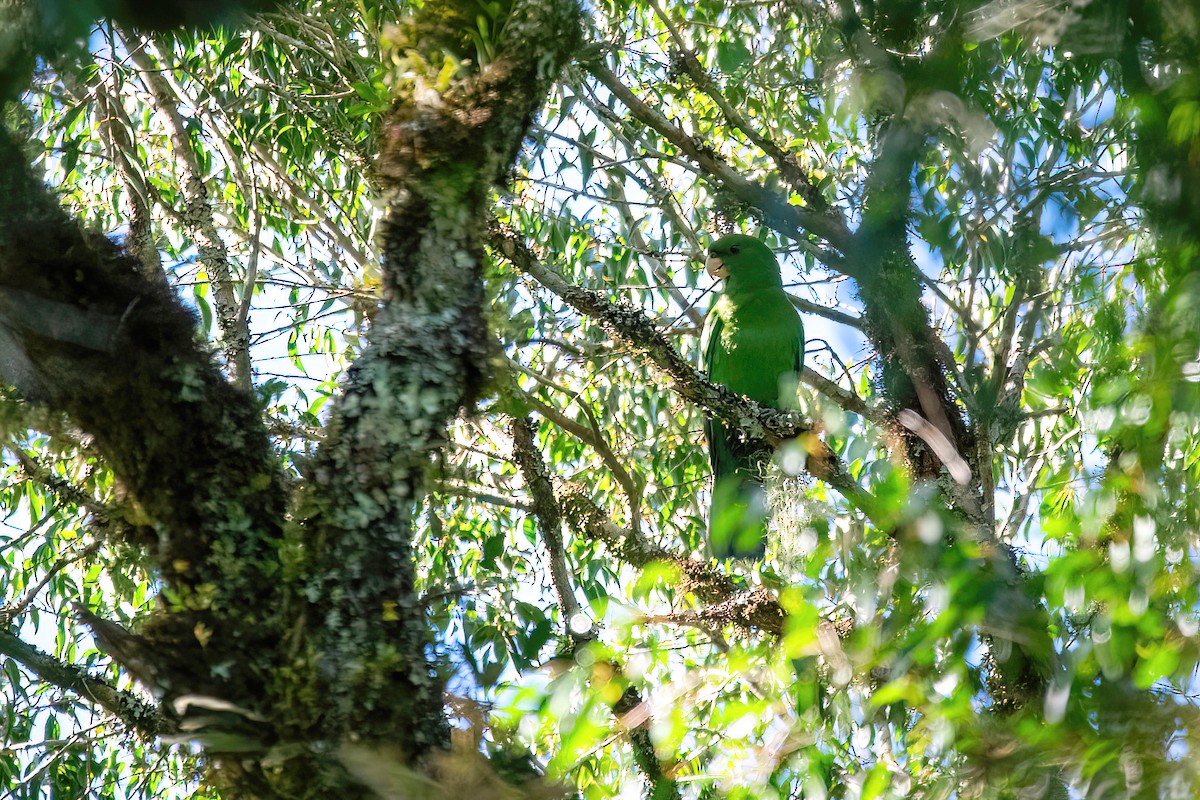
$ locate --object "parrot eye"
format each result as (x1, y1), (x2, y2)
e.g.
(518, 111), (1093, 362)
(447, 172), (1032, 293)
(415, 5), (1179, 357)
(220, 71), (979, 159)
(729, 245), (741, 255)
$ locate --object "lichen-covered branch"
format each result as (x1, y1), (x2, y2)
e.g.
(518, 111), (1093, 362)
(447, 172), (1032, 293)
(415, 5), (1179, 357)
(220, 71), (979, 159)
(554, 481), (785, 636)
(509, 416), (583, 625)
(6, 447), (147, 541)
(0, 629), (171, 738)
(126, 41), (252, 388)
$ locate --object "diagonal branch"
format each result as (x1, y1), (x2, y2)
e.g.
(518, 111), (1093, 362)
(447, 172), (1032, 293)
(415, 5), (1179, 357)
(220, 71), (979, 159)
(790, 296), (865, 330)
(6, 447), (141, 539)
(0, 541), (101, 625)
(801, 366), (882, 423)
(0, 630), (172, 738)
(647, 0), (827, 208)
(503, 360), (644, 530)
(62, 60), (163, 278)
(554, 482), (786, 637)
(586, 57), (851, 254)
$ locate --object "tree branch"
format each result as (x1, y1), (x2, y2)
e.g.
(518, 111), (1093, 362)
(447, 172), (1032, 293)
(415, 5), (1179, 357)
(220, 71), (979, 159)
(0, 629), (171, 739)
(126, 40), (253, 389)
(509, 419), (679, 799)
(647, 0), (827, 208)
(66, 60), (163, 278)
(0, 125), (289, 714)
(555, 482), (786, 636)
(509, 415), (584, 628)
(801, 366), (882, 423)
(0, 541), (101, 625)
(790, 296), (865, 330)
(586, 56), (851, 254)
(503, 361), (644, 530)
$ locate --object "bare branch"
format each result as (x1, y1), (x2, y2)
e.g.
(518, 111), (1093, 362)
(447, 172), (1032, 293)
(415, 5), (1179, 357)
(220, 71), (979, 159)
(801, 366), (882, 422)
(503, 361), (644, 530)
(0, 540), (101, 625)
(236, 206), (263, 333)
(791, 296), (865, 330)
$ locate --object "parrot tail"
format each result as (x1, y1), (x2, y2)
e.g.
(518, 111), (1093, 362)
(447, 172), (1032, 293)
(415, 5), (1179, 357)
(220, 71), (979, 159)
(708, 472), (768, 559)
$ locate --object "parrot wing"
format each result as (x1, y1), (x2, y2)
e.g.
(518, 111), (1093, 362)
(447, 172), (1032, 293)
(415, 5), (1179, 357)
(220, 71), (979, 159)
(700, 305), (733, 481)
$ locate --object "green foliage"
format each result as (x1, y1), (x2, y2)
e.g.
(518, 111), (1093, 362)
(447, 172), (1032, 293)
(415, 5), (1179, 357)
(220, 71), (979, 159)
(2, 0), (1200, 797)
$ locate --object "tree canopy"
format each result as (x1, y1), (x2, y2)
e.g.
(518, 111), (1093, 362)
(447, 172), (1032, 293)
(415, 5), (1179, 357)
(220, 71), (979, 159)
(1, 0), (1198, 797)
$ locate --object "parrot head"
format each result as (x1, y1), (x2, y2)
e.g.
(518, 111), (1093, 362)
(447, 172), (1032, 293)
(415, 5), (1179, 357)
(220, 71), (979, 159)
(705, 234), (780, 287)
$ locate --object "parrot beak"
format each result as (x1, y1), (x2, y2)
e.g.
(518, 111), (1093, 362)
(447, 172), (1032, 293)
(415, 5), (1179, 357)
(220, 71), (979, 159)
(705, 255), (728, 280)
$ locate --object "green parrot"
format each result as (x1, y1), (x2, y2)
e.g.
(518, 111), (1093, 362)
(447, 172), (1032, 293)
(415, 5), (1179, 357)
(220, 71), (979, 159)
(700, 234), (805, 558)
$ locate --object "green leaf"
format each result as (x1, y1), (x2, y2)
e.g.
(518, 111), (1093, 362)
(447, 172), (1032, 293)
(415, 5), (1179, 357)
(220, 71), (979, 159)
(716, 39), (752, 74)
